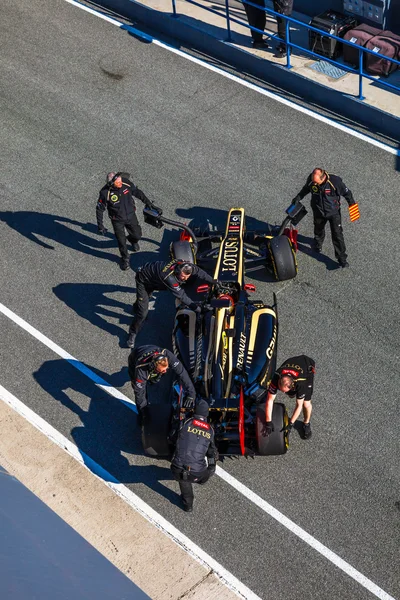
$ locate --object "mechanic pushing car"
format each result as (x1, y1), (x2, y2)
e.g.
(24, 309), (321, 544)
(127, 260), (216, 348)
(96, 171), (159, 271)
(171, 399), (219, 513)
(264, 355), (316, 440)
(292, 168), (359, 268)
(129, 345), (196, 426)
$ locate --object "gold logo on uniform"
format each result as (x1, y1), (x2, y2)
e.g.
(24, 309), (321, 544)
(311, 185), (319, 193)
(111, 194), (119, 202)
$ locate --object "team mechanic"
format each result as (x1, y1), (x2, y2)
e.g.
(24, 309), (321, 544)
(292, 168), (358, 268)
(171, 399), (219, 513)
(127, 260), (216, 348)
(263, 355), (316, 440)
(96, 171), (159, 271)
(128, 345), (196, 426)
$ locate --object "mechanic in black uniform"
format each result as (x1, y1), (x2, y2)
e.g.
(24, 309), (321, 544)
(96, 172), (157, 271)
(273, 0), (293, 57)
(263, 355), (315, 440)
(243, 0), (270, 49)
(292, 168), (357, 268)
(171, 399), (219, 513)
(129, 345), (196, 425)
(127, 260), (215, 348)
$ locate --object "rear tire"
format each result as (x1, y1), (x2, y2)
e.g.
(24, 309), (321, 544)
(170, 240), (195, 263)
(256, 402), (288, 455)
(268, 236), (297, 281)
(142, 404), (173, 457)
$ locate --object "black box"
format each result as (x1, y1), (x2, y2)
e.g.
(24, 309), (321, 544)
(309, 10), (359, 59)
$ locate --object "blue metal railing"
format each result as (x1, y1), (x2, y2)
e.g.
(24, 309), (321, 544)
(169, 0), (400, 101)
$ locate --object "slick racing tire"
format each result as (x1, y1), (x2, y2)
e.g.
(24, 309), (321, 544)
(142, 404), (173, 457)
(170, 240), (196, 264)
(256, 402), (288, 455)
(268, 236), (297, 281)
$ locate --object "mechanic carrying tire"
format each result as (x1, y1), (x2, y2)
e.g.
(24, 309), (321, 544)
(96, 171), (159, 271)
(128, 345), (196, 426)
(127, 260), (216, 348)
(171, 399), (219, 513)
(292, 168), (359, 268)
(263, 355), (315, 440)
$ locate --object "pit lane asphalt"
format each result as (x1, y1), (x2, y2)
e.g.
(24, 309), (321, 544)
(1, 1), (399, 598)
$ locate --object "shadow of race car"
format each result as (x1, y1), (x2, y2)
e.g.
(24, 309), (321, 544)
(141, 204), (307, 457)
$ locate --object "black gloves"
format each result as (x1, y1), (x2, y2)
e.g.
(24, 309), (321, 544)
(98, 227), (108, 235)
(291, 196), (300, 205)
(281, 422), (293, 433)
(261, 421), (274, 437)
(182, 395), (195, 409)
(146, 203), (162, 215)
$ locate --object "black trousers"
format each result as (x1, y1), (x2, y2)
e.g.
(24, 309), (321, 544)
(112, 217), (142, 261)
(129, 277), (154, 335)
(273, 2), (292, 46)
(171, 464), (215, 509)
(314, 212), (347, 263)
(243, 0), (266, 42)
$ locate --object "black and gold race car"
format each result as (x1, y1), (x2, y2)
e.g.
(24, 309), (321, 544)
(141, 203), (307, 457)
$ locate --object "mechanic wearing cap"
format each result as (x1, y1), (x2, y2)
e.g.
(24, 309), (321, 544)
(263, 355), (315, 440)
(292, 168), (357, 268)
(96, 172), (158, 271)
(129, 344), (196, 426)
(171, 399), (219, 513)
(127, 259), (215, 348)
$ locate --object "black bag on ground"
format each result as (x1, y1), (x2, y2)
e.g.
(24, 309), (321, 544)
(343, 24), (382, 67)
(365, 30), (400, 76)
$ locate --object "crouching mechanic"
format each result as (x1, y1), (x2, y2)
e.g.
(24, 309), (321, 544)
(129, 345), (196, 426)
(263, 355), (315, 440)
(171, 399), (218, 513)
(127, 260), (216, 348)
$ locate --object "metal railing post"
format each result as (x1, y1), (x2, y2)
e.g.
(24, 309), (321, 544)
(358, 47), (365, 100)
(225, 0), (232, 42)
(171, 0), (178, 18)
(285, 16), (293, 69)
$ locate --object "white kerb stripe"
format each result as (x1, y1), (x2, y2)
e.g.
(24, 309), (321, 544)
(0, 384), (260, 600)
(0, 301), (396, 600)
(64, 0), (399, 157)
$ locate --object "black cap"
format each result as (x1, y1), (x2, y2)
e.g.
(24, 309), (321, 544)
(194, 399), (209, 418)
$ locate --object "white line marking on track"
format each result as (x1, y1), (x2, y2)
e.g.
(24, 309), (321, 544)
(0, 301), (396, 600)
(0, 384), (260, 600)
(64, 0), (400, 157)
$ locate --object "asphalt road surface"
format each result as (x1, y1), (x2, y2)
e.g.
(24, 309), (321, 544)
(1, 1), (399, 599)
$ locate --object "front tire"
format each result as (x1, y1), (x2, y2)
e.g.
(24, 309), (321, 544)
(170, 240), (195, 263)
(256, 402), (288, 455)
(268, 236), (297, 281)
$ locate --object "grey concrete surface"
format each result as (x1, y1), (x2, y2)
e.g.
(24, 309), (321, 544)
(0, 1), (399, 599)
(0, 466), (150, 600)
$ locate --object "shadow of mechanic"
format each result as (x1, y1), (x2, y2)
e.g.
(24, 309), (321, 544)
(53, 282), (176, 349)
(33, 359), (178, 503)
(0, 211), (121, 265)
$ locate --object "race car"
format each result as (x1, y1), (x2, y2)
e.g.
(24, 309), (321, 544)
(141, 204), (307, 457)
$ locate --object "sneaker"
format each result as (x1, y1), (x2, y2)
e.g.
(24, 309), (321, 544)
(303, 423), (312, 440)
(120, 258), (130, 271)
(127, 333), (136, 348)
(132, 242), (140, 252)
(339, 261), (349, 268)
(252, 39), (270, 50)
(275, 45), (287, 58)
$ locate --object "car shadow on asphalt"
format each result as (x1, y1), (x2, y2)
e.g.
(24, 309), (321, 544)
(0, 211), (121, 265)
(32, 359), (181, 506)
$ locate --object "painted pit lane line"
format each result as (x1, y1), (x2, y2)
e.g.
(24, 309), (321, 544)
(0, 301), (396, 600)
(64, 0), (400, 157)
